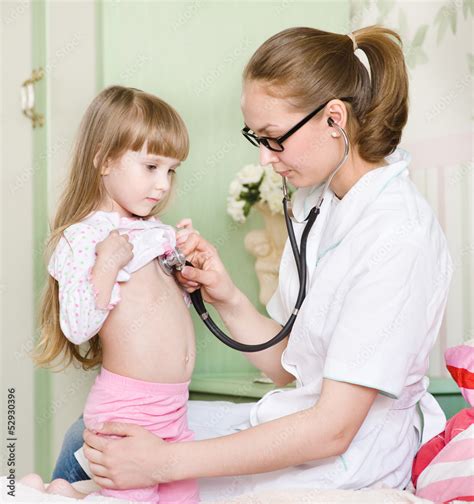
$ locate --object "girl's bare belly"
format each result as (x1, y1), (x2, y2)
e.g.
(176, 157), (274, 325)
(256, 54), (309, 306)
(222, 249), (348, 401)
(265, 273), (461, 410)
(100, 258), (195, 383)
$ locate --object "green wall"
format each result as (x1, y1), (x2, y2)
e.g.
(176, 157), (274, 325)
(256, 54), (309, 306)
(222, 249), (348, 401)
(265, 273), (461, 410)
(32, 0), (52, 479)
(32, 1), (350, 478)
(98, 0), (350, 374)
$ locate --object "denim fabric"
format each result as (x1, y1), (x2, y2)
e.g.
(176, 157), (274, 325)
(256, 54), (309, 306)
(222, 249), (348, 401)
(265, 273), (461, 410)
(51, 415), (90, 482)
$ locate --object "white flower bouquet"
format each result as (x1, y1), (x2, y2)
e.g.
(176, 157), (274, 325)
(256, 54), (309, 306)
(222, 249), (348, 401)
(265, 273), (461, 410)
(227, 164), (291, 223)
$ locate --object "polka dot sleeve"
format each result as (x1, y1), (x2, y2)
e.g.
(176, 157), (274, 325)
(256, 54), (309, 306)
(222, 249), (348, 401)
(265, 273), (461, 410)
(47, 223), (121, 345)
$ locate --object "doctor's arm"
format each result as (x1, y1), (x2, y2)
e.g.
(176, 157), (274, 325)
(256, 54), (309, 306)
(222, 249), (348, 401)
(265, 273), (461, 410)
(176, 232), (294, 386)
(83, 378), (378, 489)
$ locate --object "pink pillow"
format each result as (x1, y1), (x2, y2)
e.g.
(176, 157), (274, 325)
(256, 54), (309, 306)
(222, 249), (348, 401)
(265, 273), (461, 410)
(413, 340), (474, 502)
(445, 339), (474, 406)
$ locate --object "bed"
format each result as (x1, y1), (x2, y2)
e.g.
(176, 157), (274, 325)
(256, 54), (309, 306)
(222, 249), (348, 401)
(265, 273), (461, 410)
(1, 476), (435, 503)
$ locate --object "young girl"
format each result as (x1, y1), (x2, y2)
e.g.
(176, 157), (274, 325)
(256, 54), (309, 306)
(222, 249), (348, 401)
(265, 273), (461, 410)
(23, 85), (200, 503)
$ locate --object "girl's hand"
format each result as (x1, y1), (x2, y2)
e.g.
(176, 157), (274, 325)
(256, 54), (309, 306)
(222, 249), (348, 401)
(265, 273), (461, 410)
(95, 230), (134, 272)
(83, 422), (174, 489)
(175, 229), (238, 307)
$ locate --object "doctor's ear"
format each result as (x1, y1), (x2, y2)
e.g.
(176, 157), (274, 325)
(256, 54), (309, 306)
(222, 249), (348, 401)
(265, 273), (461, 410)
(325, 100), (348, 134)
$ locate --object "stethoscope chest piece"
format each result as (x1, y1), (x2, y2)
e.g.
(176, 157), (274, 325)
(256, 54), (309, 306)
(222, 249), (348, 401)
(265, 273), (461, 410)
(158, 248), (186, 276)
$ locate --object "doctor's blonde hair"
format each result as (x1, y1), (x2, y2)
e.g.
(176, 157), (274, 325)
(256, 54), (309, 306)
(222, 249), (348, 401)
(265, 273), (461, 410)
(34, 85), (189, 370)
(243, 25), (408, 164)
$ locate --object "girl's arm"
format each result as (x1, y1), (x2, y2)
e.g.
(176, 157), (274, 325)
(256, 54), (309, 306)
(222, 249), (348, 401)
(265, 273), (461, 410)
(90, 230), (133, 309)
(83, 379), (378, 489)
(89, 255), (121, 309)
(176, 233), (293, 386)
(48, 226), (133, 344)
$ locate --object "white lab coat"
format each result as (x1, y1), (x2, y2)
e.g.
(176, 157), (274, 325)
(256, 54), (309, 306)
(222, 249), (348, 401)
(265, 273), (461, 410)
(194, 147), (452, 500)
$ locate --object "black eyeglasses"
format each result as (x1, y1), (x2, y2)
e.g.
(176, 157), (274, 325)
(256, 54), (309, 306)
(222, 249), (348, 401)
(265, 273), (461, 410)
(242, 97), (353, 152)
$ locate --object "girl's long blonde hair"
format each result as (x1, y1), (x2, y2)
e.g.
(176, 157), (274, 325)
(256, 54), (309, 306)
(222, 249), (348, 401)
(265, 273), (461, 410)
(34, 86), (189, 370)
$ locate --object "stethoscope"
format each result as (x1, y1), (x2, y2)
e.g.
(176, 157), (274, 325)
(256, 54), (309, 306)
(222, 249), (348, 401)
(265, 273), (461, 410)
(159, 117), (350, 352)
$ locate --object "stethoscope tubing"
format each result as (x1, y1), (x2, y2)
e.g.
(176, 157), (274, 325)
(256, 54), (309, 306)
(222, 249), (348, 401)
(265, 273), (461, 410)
(188, 203), (319, 352)
(188, 119), (349, 352)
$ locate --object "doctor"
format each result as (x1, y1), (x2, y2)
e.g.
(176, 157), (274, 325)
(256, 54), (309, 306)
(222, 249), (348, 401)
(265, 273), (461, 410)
(75, 25), (453, 496)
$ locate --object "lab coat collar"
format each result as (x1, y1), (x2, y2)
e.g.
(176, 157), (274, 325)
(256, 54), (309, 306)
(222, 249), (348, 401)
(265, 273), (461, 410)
(291, 147), (411, 261)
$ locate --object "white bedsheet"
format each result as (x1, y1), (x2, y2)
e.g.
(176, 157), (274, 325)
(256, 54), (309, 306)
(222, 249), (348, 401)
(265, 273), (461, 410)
(0, 476), (434, 503)
(2, 400), (435, 503)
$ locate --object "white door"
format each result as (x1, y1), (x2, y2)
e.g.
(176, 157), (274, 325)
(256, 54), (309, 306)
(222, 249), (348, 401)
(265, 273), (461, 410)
(1, 0), (36, 478)
(1, 0), (98, 480)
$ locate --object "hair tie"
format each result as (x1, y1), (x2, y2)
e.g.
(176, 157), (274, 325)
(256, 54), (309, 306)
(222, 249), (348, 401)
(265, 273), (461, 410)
(347, 32), (358, 52)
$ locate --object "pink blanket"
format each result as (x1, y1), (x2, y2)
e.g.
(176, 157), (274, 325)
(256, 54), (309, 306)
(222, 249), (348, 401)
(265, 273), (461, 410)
(412, 341), (474, 502)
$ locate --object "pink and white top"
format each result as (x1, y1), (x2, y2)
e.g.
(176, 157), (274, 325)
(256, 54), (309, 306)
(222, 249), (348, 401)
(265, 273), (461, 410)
(47, 210), (190, 345)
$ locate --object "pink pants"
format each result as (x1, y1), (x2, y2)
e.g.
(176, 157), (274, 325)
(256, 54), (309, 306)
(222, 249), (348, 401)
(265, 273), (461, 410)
(83, 367), (199, 503)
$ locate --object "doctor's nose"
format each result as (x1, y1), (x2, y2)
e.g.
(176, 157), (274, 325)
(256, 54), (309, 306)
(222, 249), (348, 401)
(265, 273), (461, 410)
(259, 144), (280, 166)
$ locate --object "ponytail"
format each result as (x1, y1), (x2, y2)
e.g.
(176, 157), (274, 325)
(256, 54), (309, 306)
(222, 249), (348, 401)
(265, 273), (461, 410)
(351, 26), (409, 162)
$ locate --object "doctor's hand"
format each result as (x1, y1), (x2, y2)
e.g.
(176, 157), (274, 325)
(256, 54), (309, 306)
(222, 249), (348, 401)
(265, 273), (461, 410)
(82, 422), (174, 489)
(174, 222), (238, 306)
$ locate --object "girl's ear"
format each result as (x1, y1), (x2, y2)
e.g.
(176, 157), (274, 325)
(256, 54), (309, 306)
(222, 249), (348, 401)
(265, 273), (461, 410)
(94, 150), (111, 175)
(101, 160), (111, 176)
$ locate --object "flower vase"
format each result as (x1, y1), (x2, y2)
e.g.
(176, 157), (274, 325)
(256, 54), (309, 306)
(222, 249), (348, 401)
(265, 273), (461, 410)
(244, 201), (287, 306)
